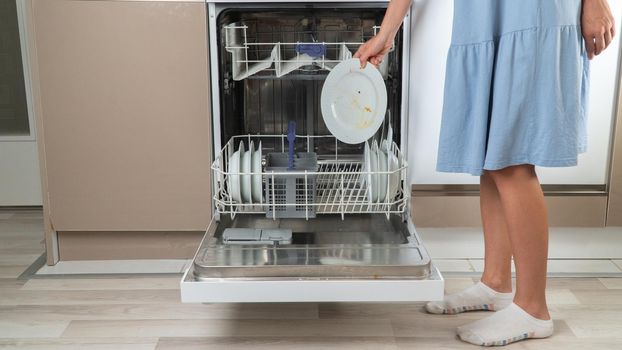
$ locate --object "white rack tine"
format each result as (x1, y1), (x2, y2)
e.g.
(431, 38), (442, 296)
(342, 164), (351, 212)
(242, 26), (249, 75)
(356, 164), (366, 212)
(321, 163), (335, 212)
(304, 170), (309, 221)
(271, 171), (276, 220)
(340, 173), (345, 220)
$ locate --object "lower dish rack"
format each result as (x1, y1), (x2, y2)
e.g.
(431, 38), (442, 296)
(213, 134), (408, 219)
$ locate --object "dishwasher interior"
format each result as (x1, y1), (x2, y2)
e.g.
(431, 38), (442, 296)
(181, 2), (443, 303)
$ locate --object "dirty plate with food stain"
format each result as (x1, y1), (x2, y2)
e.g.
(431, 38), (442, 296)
(320, 58), (387, 144)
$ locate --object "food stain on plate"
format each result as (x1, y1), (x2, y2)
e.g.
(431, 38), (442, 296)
(348, 95), (374, 129)
(357, 118), (373, 129)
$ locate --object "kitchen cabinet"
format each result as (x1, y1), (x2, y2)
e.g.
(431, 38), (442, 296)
(28, 0), (212, 263)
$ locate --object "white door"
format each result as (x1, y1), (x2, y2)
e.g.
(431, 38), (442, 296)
(408, 0), (622, 186)
(0, 0), (42, 206)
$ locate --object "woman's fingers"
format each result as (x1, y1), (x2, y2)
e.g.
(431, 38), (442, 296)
(370, 55), (383, 66)
(353, 45), (370, 68)
(581, 0), (616, 59)
(355, 42), (375, 68)
(595, 31), (606, 56)
(586, 36), (596, 59)
(354, 35), (393, 68)
(605, 27), (613, 49)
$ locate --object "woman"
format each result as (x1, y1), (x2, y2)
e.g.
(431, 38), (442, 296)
(355, 0), (615, 346)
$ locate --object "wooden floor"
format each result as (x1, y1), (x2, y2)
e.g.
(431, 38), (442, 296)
(1, 210), (622, 349)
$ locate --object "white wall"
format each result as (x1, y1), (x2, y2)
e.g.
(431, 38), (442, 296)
(408, 0), (622, 185)
(0, 141), (42, 206)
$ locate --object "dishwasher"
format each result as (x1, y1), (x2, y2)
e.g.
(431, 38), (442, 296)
(180, 1), (444, 303)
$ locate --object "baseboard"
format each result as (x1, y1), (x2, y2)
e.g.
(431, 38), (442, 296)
(56, 230), (204, 262)
(411, 195), (608, 227)
(418, 226), (622, 259)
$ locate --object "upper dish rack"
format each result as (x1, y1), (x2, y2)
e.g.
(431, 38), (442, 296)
(224, 23), (393, 80)
(213, 134), (408, 220)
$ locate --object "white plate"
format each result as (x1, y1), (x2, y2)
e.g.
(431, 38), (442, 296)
(370, 140), (380, 202)
(251, 141), (263, 203)
(363, 141), (373, 204)
(228, 141), (244, 203)
(377, 145), (388, 202)
(381, 140), (400, 203)
(387, 150), (400, 202)
(321, 58), (387, 144)
(241, 142), (252, 203)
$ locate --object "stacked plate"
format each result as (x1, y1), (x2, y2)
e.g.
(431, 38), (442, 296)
(228, 141), (263, 204)
(363, 126), (400, 204)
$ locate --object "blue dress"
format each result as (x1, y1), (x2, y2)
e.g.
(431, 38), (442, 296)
(436, 0), (589, 176)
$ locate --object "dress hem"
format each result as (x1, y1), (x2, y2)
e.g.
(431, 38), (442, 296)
(436, 156), (580, 176)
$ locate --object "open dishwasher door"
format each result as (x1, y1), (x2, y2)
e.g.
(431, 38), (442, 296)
(181, 213), (443, 303)
(180, 2), (444, 302)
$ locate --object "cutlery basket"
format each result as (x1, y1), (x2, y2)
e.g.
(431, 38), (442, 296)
(264, 152), (319, 219)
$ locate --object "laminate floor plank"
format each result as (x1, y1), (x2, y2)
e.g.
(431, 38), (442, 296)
(0, 254), (41, 266)
(21, 277), (180, 291)
(395, 336), (524, 349)
(519, 339), (622, 350)
(570, 289), (622, 305)
(0, 338), (157, 350)
(0, 266), (27, 279)
(0, 320), (69, 339)
(319, 302), (429, 319)
(390, 313), (488, 338)
(0, 212), (14, 220)
(545, 289), (581, 305)
(61, 319), (395, 338)
(598, 277), (622, 289)
(155, 336), (398, 350)
(546, 277), (607, 290)
(0, 290), (181, 306)
(0, 303), (319, 321)
(0, 279), (27, 291)
(556, 308), (622, 338)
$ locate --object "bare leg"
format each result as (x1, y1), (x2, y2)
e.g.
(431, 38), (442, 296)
(479, 171), (513, 293)
(425, 171), (516, 315)
(487, 164), (550, 320)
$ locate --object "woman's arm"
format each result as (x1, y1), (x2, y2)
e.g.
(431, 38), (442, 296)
(582, 0), (616, 59)
(353, 0), (413, 68)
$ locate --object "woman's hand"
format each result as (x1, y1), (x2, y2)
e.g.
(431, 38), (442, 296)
(354, 0), (411, 68)
(353, 33), (394, 68)
(582, 0), (616, 59)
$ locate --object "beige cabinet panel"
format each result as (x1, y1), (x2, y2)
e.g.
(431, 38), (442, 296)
(31, 0), (211, 231)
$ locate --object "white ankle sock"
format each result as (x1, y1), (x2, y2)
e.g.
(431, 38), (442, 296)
(457, 303), (554, 346)
(425, 281), (513, 314)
